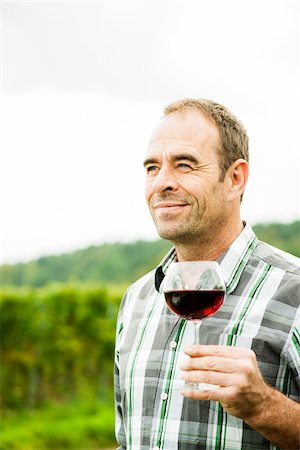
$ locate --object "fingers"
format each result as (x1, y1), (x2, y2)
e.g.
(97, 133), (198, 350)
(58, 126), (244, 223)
(179, 345), (261, 397)
(180, 355), (238, 374)
(181, 369), (233, 387)
(184, 344), (256, 360)
(179, 345), (269, 420)
(181, 386), (236, 402)
(180, 353), (257, 378)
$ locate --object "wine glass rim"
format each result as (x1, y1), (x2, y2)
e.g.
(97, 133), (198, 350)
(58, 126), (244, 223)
(170, 260), (220, 266)
(167, 260), (225, 282)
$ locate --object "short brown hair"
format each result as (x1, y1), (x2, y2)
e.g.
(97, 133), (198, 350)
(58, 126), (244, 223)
(164, 98), (249, 181)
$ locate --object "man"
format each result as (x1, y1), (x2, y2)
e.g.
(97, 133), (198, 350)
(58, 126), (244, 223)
(114, 98), (300, 449)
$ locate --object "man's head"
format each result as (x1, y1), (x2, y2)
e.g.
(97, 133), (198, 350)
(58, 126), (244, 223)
(144, 98), (249, 256)
(163, 98), (249, 181)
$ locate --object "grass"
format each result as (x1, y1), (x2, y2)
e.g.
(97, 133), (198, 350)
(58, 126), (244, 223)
(1, 397), (117, 449)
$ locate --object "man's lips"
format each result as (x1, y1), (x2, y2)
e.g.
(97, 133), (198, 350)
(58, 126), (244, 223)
(153, 201), (189, 212)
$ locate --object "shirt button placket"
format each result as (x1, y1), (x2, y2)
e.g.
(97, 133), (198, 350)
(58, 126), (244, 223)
(153, 342), (175, 449)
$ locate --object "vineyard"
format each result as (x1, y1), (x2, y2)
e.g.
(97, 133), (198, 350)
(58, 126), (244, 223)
(1, 283), (123, 449)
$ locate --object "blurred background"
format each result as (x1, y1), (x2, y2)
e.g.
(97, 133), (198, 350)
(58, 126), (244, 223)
(1, 0), (299, 448)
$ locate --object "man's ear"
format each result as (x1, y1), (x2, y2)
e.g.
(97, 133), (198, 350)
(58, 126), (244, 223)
(225, 159), (249, 201)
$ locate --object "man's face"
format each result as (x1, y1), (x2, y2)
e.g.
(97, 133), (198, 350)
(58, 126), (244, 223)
(144, 110), (229, 244)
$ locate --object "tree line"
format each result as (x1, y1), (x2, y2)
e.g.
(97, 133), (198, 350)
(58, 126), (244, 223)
(0, 221), (299, 287)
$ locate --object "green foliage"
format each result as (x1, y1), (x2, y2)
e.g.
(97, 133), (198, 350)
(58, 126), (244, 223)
(0, 283), (123, 410)
(0, 221), (299, 288)
(0, 283), (121, 448)
(253, 221), (300, 257)
(0, 239), (171, 287)
(1, 398), (116, 449)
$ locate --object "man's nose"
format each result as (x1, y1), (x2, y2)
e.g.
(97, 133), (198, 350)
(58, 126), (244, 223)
(152, 166), (179, 193)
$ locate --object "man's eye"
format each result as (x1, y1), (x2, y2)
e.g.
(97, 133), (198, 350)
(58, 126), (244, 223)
(178, 163), (192, 170)
(146, 165), (159, 174)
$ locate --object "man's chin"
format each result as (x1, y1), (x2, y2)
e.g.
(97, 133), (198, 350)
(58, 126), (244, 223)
(156, 226), (186, 242)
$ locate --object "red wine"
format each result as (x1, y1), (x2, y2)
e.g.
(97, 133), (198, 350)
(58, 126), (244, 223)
(165, 289), (225, 321)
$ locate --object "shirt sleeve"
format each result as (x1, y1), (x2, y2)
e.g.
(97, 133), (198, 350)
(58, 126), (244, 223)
(114, 349), (126, 448)
(286, 307), (300, 400)
(114, 294), (127, 449)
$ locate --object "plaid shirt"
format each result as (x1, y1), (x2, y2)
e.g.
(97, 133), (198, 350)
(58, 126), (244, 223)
(114, 223), (300, 450)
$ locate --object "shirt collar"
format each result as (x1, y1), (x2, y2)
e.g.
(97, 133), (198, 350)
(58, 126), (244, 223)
(154, 222), (258, 294)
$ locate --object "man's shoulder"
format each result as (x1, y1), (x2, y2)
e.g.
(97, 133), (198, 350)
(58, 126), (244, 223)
(126, 268), (157, 297)
(253, 240), (300, 277)
(118, 269), (157, 318)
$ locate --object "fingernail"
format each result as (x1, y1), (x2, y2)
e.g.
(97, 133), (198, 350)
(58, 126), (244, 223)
(184, 346), (194, 354)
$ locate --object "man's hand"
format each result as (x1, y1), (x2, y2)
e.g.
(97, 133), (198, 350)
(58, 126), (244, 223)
(180, 344), (269, 420)
(180, 344), (300, 450)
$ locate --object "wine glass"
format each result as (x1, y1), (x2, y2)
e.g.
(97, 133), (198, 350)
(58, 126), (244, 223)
(163, 261), (226, 391)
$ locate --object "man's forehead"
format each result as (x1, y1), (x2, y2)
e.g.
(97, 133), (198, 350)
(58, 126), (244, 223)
(148, 110), (219, 147)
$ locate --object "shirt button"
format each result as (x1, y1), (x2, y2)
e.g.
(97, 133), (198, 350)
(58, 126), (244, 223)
(170, 340), (177, 348)
(161, 392), (168, 400)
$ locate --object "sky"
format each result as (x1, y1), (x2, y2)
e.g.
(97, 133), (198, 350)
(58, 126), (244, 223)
(0, 0), (299, 264)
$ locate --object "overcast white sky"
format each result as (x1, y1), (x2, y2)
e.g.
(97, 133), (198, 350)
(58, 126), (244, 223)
(0, 0), (299, 264)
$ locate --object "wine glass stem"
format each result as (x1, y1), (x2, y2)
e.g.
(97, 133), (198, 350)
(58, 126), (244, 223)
(193, 320), (201, 346)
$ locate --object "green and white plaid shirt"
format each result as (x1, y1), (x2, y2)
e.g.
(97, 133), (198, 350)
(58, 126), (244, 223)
(114, 223), (300, 450)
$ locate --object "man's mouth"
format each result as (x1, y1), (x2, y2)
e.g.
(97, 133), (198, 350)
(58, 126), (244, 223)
(153, 201), (189, 213)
